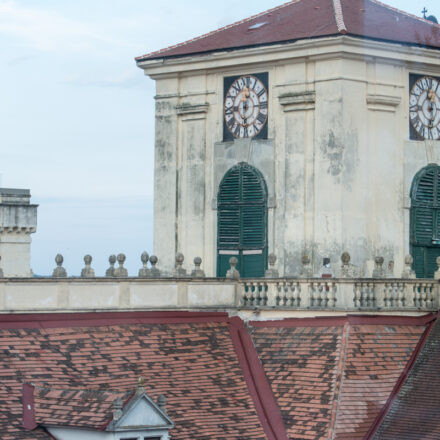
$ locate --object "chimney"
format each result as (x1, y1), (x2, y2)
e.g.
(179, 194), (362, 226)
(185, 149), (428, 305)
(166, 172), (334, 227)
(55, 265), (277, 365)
(0, 188), (38, 277)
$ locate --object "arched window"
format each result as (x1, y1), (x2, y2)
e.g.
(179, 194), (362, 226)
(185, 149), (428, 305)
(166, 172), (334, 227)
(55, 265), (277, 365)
(217, 162), (268, 277)
(410, 164), (440, 278)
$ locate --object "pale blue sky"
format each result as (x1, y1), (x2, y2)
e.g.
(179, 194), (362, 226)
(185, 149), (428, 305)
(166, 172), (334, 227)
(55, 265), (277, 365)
(1, 0), (439, 276)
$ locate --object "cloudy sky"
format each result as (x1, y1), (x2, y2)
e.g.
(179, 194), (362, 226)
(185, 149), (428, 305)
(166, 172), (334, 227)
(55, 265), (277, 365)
(1, 0), (439, 276)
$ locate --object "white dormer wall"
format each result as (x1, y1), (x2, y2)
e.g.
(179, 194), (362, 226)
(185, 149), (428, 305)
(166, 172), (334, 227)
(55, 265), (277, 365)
(139, 35), (440, 277)
(47, 427), (169, 440)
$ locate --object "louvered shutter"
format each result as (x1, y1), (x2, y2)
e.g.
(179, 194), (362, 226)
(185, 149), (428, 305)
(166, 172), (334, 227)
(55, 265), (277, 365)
(218, 167), (240, 249)
(217, 163), (267, 277)
(410, 165), (440, 278)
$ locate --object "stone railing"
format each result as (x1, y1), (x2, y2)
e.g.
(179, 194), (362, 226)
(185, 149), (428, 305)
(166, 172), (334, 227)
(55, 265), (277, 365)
(0, 277), (438, 314)
(238, 278), (439, 311)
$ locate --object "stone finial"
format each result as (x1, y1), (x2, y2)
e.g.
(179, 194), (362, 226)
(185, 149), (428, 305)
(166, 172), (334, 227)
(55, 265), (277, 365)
(173, 252), (187, 277)
(265, 253), (279, 278)
(136, 376), (146, 396)
(157, 394), (167, 413)
(106, 255), (116, 277)
(372, 256), (385, 278)
(81, 255), (95, 278)
(191, 257), (205, 278)
(149, 255), (161, 277)
(341, 252), (356, 278)
(300, 254), (313, 277)
(114, 253), (128, 278)
(0, 256), (3, 278)
(113, 397), (123, 421)
(138, 251), (151, 278)
(434, 256), (440, 280)
(226, 257), (240, 279)
(52, 254), (67, 278)
(401, 254), (416, 279)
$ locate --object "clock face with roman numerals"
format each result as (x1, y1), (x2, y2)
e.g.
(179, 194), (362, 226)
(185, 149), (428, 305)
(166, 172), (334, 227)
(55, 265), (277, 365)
(223, 73), (268, 140)
(410, 74), (440, 140)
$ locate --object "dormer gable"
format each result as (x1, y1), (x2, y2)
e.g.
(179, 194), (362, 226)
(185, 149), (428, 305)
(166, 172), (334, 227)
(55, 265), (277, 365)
(22, 378), (173, 440)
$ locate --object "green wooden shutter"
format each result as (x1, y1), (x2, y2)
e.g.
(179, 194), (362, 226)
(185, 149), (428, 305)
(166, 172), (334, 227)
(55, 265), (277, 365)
(410, 165), (440, 278)
(217, 163), (268, 278)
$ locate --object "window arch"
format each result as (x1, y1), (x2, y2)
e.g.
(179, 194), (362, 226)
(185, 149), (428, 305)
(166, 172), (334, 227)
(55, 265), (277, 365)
(217, 162), (268, 277)
(410, 164), (440, 278)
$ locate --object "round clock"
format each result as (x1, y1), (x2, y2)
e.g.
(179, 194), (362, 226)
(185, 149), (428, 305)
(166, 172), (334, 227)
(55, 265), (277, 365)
(410, 76), (440, 140)
(224, 75), (268, 139)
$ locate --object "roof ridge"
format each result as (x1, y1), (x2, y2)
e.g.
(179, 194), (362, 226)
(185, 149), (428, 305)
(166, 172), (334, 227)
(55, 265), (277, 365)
(33, 385), (127, 395)
(368, 0), (440, 27)
(135, 0), (304, 61)
(332, 0), (347, 34)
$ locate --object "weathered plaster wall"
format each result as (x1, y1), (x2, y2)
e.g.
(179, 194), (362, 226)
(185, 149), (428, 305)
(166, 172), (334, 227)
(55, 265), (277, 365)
(141, 36), (440, 277)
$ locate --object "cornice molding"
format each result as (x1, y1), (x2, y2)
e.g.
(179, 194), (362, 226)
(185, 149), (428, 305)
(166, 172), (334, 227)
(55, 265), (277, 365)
(366, 94), (401, 112)
(138, 35), (440, 77)
(278, 91), (316, 112)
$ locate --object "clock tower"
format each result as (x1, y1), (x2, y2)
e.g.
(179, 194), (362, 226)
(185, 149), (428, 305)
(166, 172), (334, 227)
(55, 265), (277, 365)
(137, 0), (440, 278)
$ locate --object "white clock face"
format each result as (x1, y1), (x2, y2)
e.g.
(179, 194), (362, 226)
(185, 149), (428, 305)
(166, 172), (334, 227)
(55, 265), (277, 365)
(224, 75), (268, 139)
(410, 76), (440, 140)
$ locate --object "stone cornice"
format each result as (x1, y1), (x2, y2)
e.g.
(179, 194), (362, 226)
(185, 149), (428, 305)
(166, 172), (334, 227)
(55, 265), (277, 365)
(366, 94), (402, 112)
(278, 91), (316, 112)
(138, 35), (440, 77)
(0, 227), (36, 235)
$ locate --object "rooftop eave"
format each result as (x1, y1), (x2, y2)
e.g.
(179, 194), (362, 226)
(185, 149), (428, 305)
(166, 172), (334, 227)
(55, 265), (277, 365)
(136, 34), (440, 78)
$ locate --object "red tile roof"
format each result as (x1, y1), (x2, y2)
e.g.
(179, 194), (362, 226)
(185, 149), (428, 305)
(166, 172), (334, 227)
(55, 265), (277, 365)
(0, 311), (437, 440)
(0, 312), (285, 440)
(366, 314), (440, 439)
(26, 385), (132, 430)
(248, 315), (434, 440)
(136, 0), (440, 62)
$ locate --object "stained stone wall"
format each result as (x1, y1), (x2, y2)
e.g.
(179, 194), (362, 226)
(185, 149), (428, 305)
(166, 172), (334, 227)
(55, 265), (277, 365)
(138, 35), (440, 277)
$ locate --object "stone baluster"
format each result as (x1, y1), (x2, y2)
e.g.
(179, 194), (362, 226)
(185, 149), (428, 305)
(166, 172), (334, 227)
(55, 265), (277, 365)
(138, 252), (151, 278)
(265, 253), (279, 278)
(241, 282), (251, 306)
(173, 253), (187, 278)
(149, 255), (161, 277)
(114, 253), (128, 278)
(426, 283), (434, 309)
(372, 256), (385, 278)
(310, 282), (317, 307)
(300, 254), (313, 277)
(266, 282), (278, 307)
(52, 254), (67, 278)
(275, 282), (283, 306)
(106, 255), (116, 277)
(328, 282), (337, 308)
(397, 282), (405, 307)
(368, 282), (376, 307)
(434, 257), (440, 280)
(191, 257), (205, 278)
(401, 255), (416, 279)
(420, 283), (427, 308)
(81, 255), (95, 278)
(260, 282), (268, 306)
(293, 282), (302, 307)
(413, 282), (422, 308)
(319, 283), (327, 308)
(226, 257), (240, 279)
(354, 283), (361, 307)
(383, 282), (390, 307)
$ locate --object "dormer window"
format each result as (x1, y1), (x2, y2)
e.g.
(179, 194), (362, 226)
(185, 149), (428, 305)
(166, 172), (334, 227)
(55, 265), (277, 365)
(22, 378), (174, 440)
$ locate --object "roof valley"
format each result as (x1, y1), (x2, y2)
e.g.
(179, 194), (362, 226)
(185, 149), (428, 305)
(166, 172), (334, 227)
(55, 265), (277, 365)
(327, 322), (350, 439)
